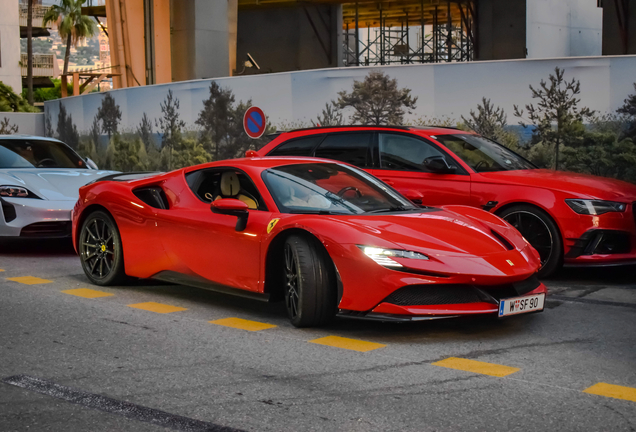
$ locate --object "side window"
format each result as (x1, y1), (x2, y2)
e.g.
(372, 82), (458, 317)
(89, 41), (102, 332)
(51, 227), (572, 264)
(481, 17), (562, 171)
(268, 135), (324, 156)
(378, 133), (445, 172)
(185, 168), (267, 211)
(313, 133), (372, 167)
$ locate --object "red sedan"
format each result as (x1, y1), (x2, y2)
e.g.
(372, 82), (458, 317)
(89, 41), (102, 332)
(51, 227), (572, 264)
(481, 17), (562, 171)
(254, 126), (636, 277)
(72, 158), (546, 327)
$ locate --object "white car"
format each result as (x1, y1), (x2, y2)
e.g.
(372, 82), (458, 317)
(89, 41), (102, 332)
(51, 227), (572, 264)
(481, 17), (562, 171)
(0, 135), (118, 238)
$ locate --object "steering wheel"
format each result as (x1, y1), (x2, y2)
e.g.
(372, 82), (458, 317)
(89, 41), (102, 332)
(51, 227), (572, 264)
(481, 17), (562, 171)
(337, 186), (362, 198)
(36, 158), (56, 168)
(474, 160), (490, 171)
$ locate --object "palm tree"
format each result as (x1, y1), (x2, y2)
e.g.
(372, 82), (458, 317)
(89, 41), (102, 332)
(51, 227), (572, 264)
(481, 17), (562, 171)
(43, 0), (95, 96)
(26, 0), (34, 105)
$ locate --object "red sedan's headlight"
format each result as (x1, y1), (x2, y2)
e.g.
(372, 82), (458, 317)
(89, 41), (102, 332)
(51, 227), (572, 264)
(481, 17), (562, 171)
(565, 199), (627, 215)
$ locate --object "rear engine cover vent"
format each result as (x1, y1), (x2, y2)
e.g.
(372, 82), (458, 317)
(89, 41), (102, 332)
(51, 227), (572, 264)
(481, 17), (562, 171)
(133, 186), (170, 209)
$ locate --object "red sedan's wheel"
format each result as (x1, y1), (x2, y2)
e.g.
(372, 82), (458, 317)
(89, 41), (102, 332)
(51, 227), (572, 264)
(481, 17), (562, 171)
(283, 235), (336, 328)
(499, 205), (563, 278)
(79, 211), (126, 286)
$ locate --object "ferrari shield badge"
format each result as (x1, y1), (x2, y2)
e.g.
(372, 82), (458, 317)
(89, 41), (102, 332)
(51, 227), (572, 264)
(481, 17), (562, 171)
(267, 218), (280, 234)
(506, 259), (514, 266)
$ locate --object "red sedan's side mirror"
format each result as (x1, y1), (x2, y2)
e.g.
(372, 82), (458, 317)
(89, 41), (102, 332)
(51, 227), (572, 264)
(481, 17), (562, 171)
(245, 150), (258, 158)
(211, 199), (249, 231)
(423, 155), (457, 174)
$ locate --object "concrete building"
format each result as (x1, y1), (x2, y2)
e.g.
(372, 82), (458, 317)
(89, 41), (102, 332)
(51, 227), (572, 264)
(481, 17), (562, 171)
(601, 0), (636, 55)
(0, 0), (22, 93)
(35, 0), (619, 94)
(478, 0), (602, 60)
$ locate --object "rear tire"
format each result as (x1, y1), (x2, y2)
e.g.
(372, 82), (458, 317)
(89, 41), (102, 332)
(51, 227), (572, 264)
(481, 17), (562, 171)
(79, 210), (126, 286)
(283, 235), (336, 327)
(498, 204), (562, 278)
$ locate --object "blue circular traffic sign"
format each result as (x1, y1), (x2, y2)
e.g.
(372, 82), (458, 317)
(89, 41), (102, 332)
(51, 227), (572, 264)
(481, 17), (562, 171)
(243, 106), (267, 139)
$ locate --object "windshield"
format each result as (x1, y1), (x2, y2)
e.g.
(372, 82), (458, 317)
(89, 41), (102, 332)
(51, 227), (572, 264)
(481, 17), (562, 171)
(434, 134), (535, 172)
(0, 139), (87, 169)
(262, 163), (416, 214)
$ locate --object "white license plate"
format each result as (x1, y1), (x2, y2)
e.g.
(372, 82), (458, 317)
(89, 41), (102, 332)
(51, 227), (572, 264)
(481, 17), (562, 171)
(498, 293), (545, 317)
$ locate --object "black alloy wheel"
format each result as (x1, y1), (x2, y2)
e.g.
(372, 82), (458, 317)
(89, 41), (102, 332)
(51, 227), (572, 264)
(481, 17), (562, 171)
(79, 211), (126, 286)
(283, 235), (337, 327)
(499, 204), (563, 278)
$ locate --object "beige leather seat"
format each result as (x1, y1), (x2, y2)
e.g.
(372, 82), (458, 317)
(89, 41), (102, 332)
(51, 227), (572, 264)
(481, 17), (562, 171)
(214, 171), (258, 209)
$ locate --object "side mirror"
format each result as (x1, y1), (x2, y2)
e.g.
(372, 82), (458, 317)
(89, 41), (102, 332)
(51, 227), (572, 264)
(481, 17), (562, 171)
(401, 189), (424, 206)
(86, 158), (99, 170)
(245, 150), (258, 158)
(423, 156), (457, 174)
(211, 199), (249, 231)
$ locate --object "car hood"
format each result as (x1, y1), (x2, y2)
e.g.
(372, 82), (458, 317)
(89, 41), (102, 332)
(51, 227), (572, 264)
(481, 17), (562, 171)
(0, 169), (119, 200)
(477, 169), (636, 201)
(301, 207), (540, 278)
(342, 209), (521, 258)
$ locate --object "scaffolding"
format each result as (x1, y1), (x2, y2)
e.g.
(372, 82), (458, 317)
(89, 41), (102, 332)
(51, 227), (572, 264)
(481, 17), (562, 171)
(342, 0), (476, 66)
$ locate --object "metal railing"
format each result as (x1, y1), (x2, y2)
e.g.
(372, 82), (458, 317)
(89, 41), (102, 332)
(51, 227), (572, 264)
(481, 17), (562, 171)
(20, 53), (55, 77)
(19, 4), (52, 28)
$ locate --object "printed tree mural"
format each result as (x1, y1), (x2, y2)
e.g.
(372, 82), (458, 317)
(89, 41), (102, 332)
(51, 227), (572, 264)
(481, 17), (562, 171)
(461, 98), (520, 150)
(97, 93), (122, 139)
(137, 113), (155, 151)
(0, 118), (19, 134)
(462, 98), (507, 140)
(44, 112), (54, 137)
(514, 67), (595, 170)
(155, 90), (186, 170)
(312, 102), (343, 127)
(56, 103), (79, 149)
(196, 82), (234, 160)
(336, 71), (417, 125)
(196, 82), (275, 160)
(617, 83), (636, 141)
(89, 115), (100, 148)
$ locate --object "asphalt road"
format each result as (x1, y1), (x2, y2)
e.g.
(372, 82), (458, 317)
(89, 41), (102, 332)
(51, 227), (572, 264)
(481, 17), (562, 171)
(1, 238), (635, 432)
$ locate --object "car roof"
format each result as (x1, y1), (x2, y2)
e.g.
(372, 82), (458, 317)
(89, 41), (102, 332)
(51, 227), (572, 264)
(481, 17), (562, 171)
(0, 134), (66, 144)
(183, 156), (350, 174)
(273, 125), (471, 138)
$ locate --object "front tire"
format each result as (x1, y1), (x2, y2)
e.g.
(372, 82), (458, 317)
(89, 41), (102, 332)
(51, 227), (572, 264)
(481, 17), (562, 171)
(499, 204), (562, 278)
(79, 210), (126, 286)
(283, 235), (336, 327)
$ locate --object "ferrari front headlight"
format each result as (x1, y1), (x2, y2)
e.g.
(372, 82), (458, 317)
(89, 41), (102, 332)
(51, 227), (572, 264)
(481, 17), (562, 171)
(358, 246), (428, 268)
(565, 199), (627, 216)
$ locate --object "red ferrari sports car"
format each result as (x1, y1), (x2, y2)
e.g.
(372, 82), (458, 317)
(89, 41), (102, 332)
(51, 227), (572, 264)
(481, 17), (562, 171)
(254, 126), (636, 277)
(72, 158), (546, 327)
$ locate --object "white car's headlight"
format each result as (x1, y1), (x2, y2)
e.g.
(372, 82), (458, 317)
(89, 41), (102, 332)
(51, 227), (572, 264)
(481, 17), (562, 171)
(358, 245), (428, 268)
(0, 185), (38, 198)
(565, 199), (627, 216)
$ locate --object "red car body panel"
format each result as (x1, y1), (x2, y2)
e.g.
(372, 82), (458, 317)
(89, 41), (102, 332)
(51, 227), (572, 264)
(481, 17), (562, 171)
(256, 127), (636, 267)
(73, 157), (546, 320)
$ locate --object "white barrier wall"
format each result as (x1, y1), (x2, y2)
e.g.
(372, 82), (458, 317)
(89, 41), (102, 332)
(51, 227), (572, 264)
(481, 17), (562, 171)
(0, 112), (44, 136)
(43, 55), (636, 137)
